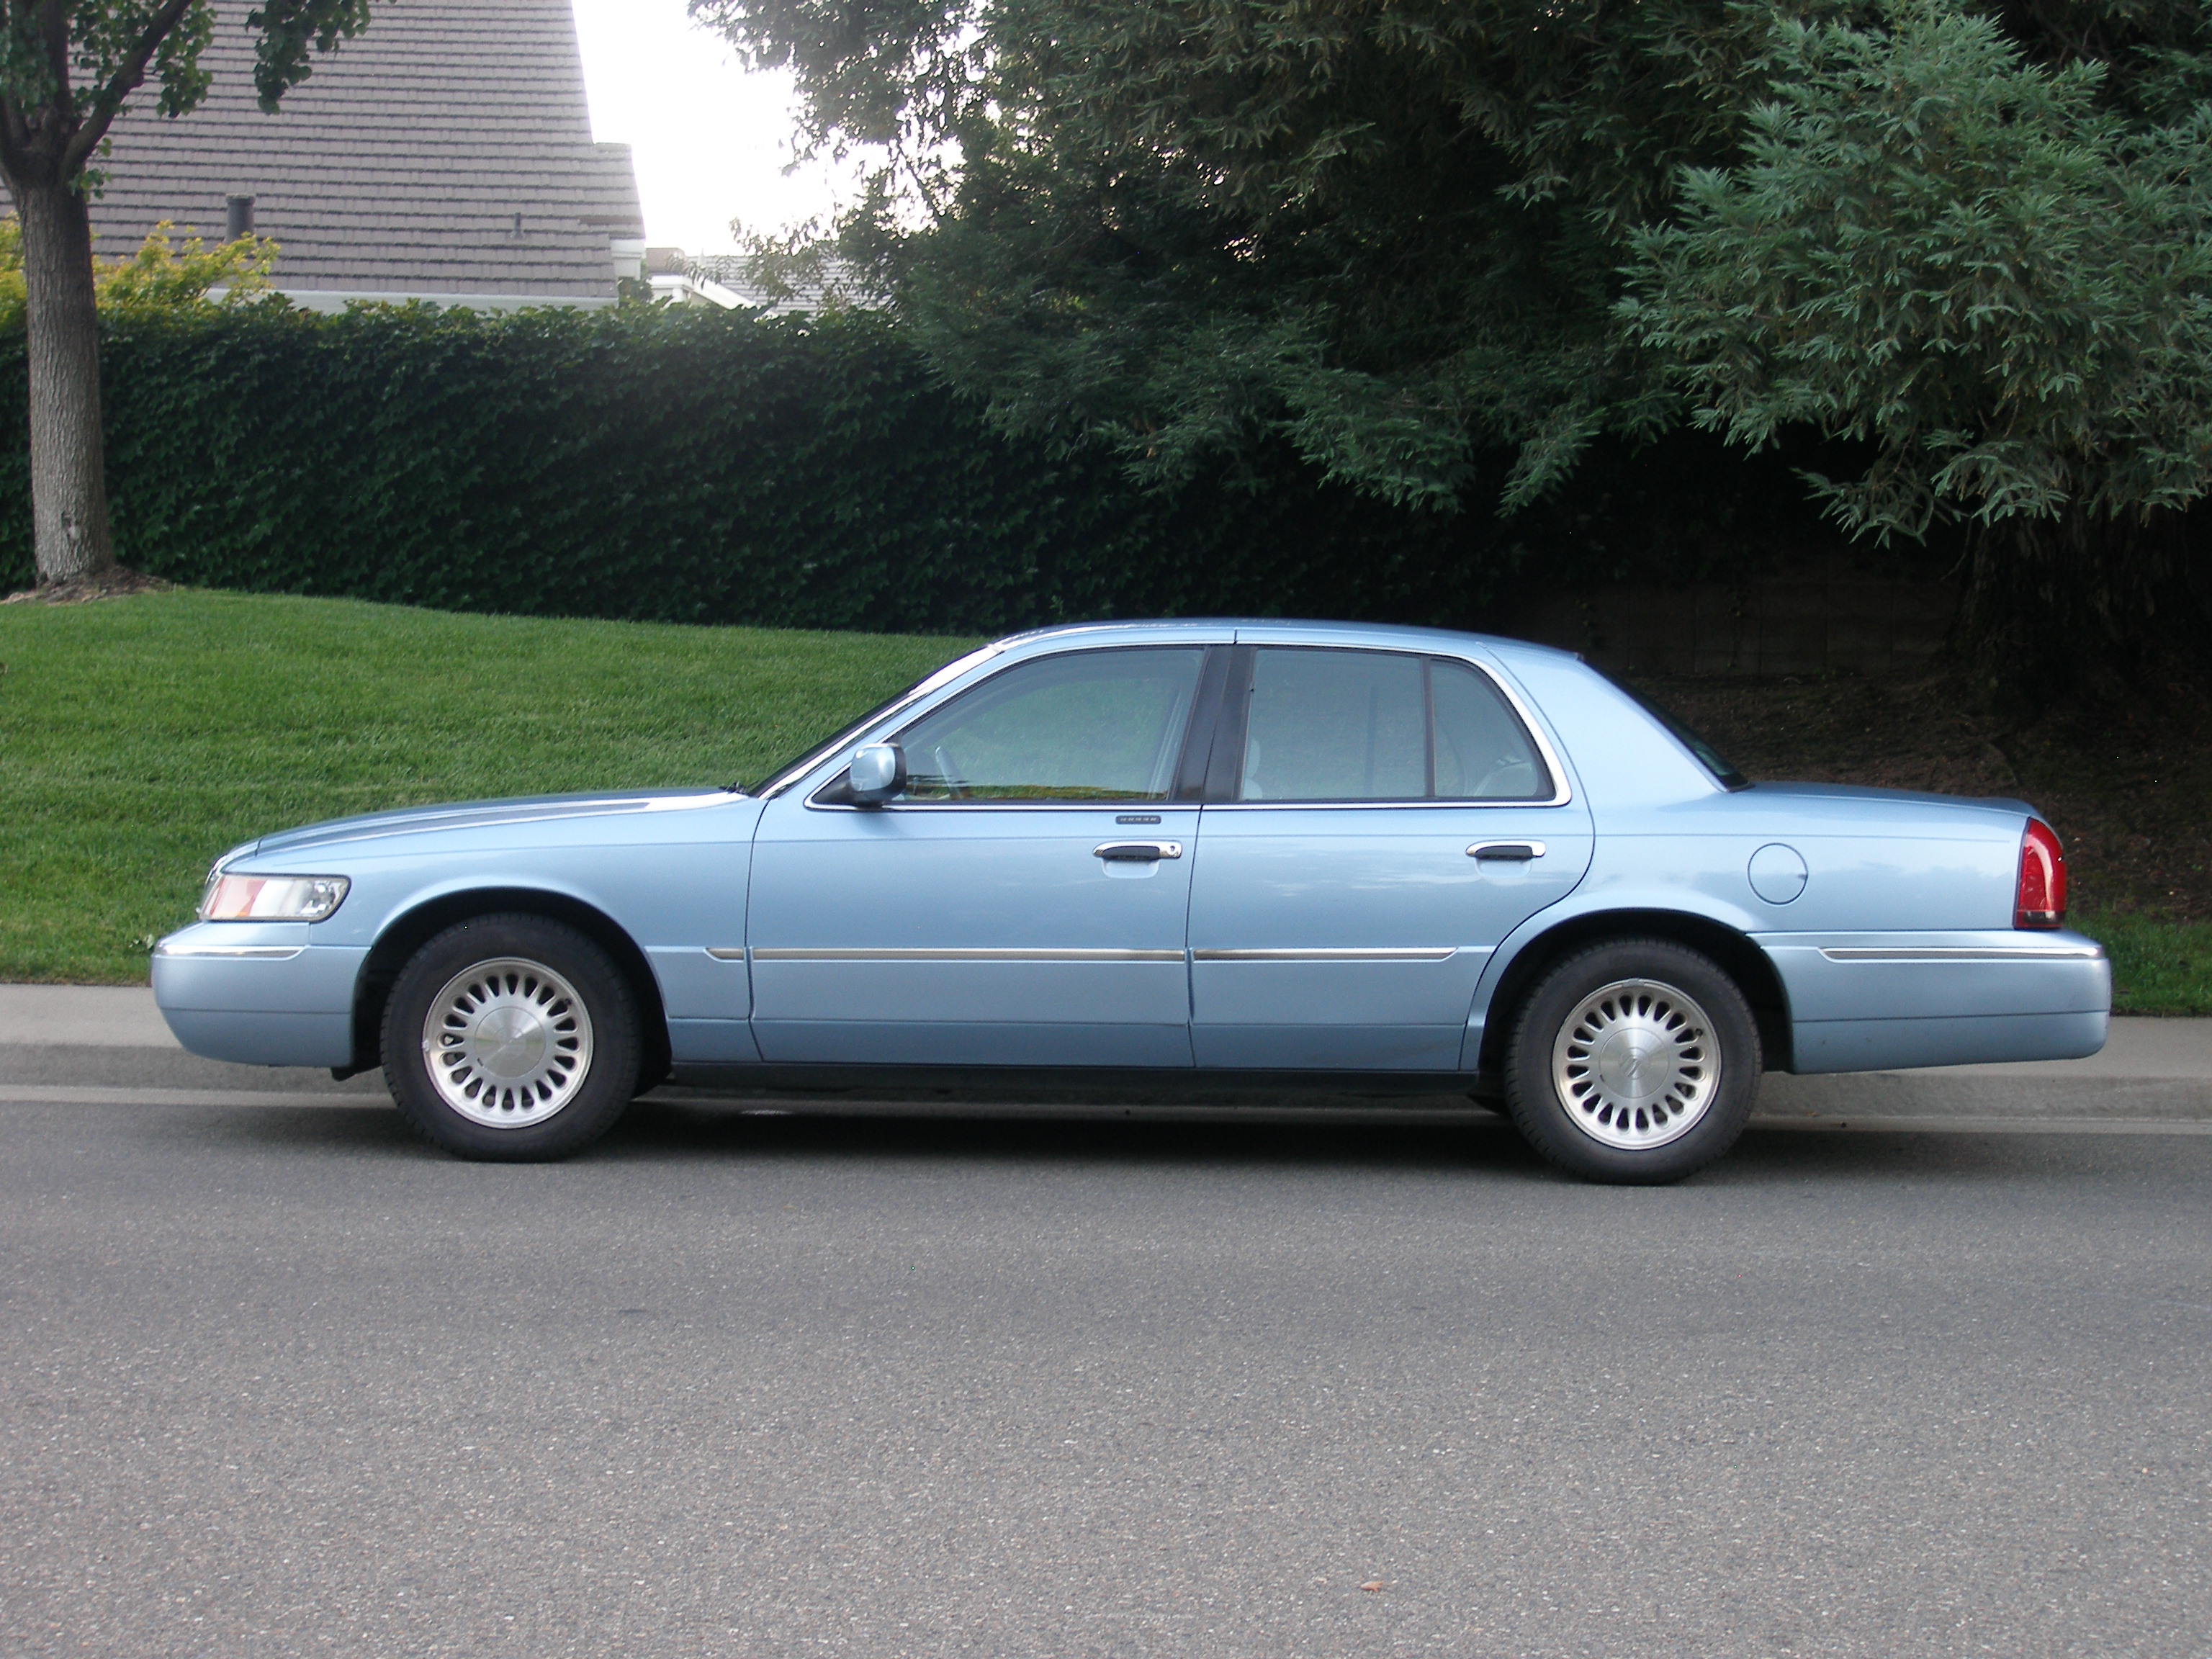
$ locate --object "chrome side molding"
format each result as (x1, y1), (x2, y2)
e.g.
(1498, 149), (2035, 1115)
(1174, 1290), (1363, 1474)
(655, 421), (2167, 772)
(152, 942), (305, 961)
(1192, 947), (1457, 963)
(752, 947), (1185, 963)
(1818, 945), (2107, 962)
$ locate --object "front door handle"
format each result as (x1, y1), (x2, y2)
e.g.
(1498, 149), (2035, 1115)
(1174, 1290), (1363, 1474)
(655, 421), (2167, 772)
(1468, 840), (1545, 861)
(1094, 841), (1183, 862)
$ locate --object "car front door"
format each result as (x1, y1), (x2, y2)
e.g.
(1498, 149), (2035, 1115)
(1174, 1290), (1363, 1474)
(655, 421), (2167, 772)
(1187, 644), (1593, 1070)
(747, 644), (1222, 1067)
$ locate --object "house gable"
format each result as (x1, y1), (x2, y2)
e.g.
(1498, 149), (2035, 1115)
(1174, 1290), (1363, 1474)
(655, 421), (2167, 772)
(90, 0), (645, 308)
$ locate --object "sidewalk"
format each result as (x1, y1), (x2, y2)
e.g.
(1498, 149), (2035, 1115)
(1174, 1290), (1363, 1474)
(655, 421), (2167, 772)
(1756, 1020), (2212, 1123)
(3, 983), (2206, 1123)
(0, 984), (176, 1048)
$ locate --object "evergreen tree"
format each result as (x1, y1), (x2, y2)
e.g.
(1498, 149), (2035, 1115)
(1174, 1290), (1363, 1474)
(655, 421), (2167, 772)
(1623, 1), (2212, 680)
(696, 0), (2212, 677)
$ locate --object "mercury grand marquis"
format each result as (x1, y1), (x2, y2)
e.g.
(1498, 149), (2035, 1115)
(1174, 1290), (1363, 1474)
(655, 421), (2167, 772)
(153, 621), (2109, 1182)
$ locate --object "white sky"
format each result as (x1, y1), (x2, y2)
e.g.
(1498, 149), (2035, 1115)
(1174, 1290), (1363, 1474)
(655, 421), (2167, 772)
(567, 0), (854, 256)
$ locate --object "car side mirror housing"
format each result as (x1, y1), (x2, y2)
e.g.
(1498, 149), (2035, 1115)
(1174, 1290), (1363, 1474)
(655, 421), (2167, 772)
(848, 742), (906, 806)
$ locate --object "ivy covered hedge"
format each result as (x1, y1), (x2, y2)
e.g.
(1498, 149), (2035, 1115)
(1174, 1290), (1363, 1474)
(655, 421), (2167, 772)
(0, 303), (1836, 630)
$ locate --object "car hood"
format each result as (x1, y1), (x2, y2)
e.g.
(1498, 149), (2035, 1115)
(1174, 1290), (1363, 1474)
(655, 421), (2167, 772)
(238, 788), (742, 861)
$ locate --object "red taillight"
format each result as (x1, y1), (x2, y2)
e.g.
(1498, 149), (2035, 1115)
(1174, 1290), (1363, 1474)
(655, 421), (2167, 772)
(2015, 819), (2066, 929)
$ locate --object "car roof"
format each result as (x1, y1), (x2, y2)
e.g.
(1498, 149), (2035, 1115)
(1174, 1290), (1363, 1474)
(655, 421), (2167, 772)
(990, 618), (1583, 662)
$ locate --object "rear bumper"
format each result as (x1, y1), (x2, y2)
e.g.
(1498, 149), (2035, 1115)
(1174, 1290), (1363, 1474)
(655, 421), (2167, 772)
(1757, 930), (2110, 1074)
(152, 924), (364, 1069)
(1790, 1010), (2108, 1073)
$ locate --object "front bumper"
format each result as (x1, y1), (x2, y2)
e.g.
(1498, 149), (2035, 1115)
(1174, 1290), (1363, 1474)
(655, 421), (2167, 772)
(152, 922), (366, 1068)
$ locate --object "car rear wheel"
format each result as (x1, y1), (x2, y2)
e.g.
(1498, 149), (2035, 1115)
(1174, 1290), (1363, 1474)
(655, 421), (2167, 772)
(1504, 938), (1761, 1184)
(383, 914), (641, 1161)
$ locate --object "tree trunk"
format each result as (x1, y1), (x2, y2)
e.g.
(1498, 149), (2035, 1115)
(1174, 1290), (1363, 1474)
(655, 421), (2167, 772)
(12, 178), (113, 585)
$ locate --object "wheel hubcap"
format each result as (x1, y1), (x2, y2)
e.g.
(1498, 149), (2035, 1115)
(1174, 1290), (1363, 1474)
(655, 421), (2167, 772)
(1551, 977), (1720, 1151)
(421, 957), (594, 1129)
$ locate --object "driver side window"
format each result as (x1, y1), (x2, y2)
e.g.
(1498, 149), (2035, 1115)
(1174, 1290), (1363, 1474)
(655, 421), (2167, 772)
(889, 647), (1206, 803)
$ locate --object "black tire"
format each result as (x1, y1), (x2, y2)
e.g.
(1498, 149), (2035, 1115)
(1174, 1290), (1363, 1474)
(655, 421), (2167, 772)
(382, 913), (642, 1161)
(1503, 938), (1762, 1184)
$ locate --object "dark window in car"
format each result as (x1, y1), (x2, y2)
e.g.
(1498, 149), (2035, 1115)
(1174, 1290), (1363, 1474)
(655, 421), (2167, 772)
(889, 647), (1208, 802)
(1235, 648), (1551, 802)
(1431, 659), (1550, 800)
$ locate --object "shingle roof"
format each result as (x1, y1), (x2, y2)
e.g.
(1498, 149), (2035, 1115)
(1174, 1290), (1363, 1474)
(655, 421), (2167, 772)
(681, 251), (876, 315)
(89, 0), (642, 302)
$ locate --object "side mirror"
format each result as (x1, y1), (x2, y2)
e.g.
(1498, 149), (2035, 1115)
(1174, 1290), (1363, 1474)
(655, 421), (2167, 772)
(848, 742), (906, 806)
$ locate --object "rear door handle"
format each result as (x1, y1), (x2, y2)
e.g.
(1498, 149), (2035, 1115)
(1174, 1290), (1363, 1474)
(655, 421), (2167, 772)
(1468, 841), (1545, 861)
(1094, 841), (1183, 862)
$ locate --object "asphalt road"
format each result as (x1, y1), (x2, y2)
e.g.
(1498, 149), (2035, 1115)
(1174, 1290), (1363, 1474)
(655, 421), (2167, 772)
(3, 1084), (2209, 1658)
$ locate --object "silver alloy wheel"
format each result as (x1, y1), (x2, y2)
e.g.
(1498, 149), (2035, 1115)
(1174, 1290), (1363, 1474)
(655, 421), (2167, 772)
(420, 956), (595, 1129)
(1550, 977), (1721, 1151)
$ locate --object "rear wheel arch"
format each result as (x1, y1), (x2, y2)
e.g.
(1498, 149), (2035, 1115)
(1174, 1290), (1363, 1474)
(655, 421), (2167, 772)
(347, 889), (671, 1089)
(1476, 909), (1791, 1081)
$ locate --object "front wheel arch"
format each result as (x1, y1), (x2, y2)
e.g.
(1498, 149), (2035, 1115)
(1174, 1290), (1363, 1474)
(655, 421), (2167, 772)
(1475, 909), (1791, 1083)
(348, 889), (670, 1089)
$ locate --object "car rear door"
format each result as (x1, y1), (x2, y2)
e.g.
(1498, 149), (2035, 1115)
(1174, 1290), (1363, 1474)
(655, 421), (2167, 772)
(1187, 643), (1593, 1070)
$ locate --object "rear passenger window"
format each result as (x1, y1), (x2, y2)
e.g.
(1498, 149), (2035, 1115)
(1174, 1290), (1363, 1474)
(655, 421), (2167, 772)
(1241, 649), (1426, 801)
(1236, 649), (1550, 802)
(1431, 660), (1548, 800)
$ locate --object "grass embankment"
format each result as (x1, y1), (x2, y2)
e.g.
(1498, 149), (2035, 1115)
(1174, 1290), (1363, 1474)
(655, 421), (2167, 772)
(2, 590), (2203, 1010)
(0, 590), (969, 983)
(2067, 912), (2212, 1017)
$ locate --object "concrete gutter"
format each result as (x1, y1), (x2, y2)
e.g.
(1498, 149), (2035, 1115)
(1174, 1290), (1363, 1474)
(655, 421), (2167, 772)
(2, 984), (2206, 1125)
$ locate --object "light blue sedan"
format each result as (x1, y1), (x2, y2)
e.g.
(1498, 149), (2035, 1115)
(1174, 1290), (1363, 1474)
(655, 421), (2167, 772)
(153, 621), (2108, 1181)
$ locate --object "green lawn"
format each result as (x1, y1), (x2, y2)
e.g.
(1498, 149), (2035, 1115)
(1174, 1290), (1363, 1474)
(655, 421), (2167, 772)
(0, 590), (971, 983)
(2070, 909), (2212, 1017)
(1, 588), (2203, 1013)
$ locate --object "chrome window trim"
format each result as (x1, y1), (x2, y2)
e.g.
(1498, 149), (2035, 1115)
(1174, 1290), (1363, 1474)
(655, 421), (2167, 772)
(1192, 947), (1459, 963)
(809, 793), (1570, 817)
(1202, 798), (1571, 814)
(752, 947), (1187, 963)
(153, 943), (306, 961)
(1817, 945), (2107, 962)
(805, 799), (1199, 814)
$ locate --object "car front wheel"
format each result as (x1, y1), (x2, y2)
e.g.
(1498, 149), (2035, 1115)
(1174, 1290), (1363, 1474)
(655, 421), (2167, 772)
(1504, 938), (1762, 1184)
(383, 914), (642, 1161)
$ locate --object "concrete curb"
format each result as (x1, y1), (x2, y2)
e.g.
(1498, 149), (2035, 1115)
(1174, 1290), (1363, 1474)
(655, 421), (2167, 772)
(4, 984), (2208, 1122)
(0, 985), (176, 1048)
(2, 1082), (2211, 1136)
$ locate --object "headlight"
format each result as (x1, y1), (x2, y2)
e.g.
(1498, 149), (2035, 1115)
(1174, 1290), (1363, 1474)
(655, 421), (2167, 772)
(198, 873), (351, 923)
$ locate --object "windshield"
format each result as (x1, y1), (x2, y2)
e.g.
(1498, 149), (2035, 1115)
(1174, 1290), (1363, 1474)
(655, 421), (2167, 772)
(1605, 673), (1749, 791)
